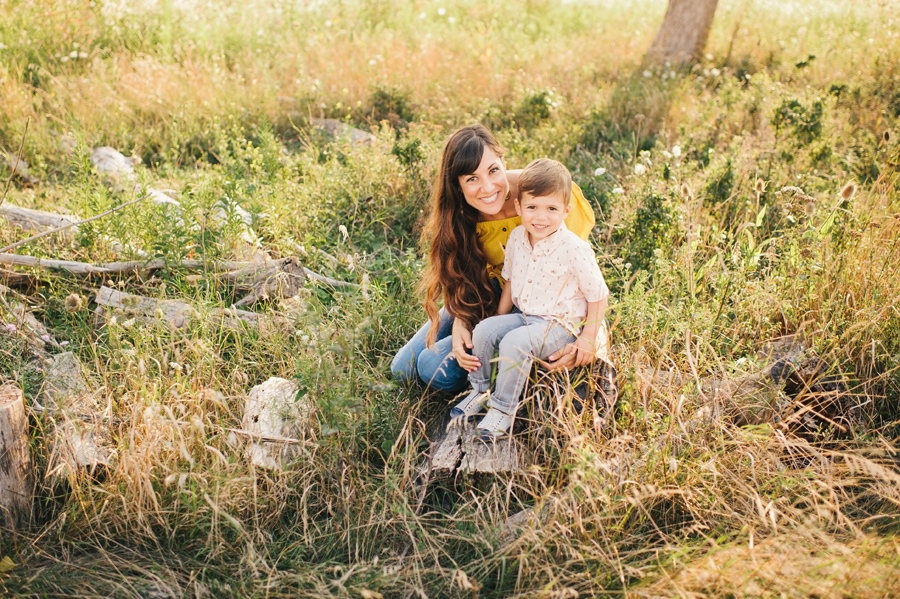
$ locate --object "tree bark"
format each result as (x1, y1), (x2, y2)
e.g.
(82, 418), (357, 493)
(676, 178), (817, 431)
(0, 385), (32, 530)
(644, 0), (719, 67)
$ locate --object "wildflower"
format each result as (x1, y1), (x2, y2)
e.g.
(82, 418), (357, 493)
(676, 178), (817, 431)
(711, 68), (721, 77)
(612, 187), (625, 194)
(419, 12), (426, 19)
(325, 20), (332, 27)
(705, 53), (713, 61)
(41, 334), (51, 343)
(642, 70), (652, 78)
(680, 183), (693, 200)
(672, 145), (681, 158)
(755, 179), (767, 193)
(65, 293), (83, 312)
(448, 16), (456, 24)
(437, 7), (446, 15)
(338, 224), (349, 241)
(169, 361), (182, 372)
(59, 341), (69, 347)
(301, 335), (310, 343)
(78, 51), (87, 59)
(840, 182), (857, 201)
(69, 50), (78, 59)
(369, 59), (377, 66)
(362, 273), (370, 301)
(634, 164), (647, 176)
(624, 262), (632, 270)
(593, 167), (606, 177)
(4, 323), (16, 333)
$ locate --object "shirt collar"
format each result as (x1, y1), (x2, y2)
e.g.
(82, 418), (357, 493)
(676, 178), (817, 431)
(524, 221), (569, 254)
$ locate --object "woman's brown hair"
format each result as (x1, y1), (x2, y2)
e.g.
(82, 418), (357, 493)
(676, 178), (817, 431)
(420, 125), (503, 346)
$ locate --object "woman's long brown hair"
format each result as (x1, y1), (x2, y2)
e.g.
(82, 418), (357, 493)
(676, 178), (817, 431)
(421, 125), (503, 346)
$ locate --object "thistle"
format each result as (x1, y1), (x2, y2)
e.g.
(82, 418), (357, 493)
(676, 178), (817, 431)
(680, 182), (693, 200)
(64, 293), (83, 312)
(840, 182), (857, 201)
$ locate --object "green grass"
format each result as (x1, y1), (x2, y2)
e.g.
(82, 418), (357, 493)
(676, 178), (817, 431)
(2, 0), (900, 596)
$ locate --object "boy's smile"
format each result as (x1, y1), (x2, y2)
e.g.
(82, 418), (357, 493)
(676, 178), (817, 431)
(516, 192), (570, 245)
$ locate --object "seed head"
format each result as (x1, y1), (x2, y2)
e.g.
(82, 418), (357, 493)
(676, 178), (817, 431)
(64, 293), (83, 312)
(755, 179), (767, 194)
(840, 182), (857, 201)
(884, 130), (891, 143)
(680, 182), (693, 200)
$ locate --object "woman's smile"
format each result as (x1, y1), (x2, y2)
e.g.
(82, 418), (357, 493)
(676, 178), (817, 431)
(459, 147), (511, 219)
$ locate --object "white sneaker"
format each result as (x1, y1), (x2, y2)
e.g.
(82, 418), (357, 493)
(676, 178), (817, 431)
(450, 390), (490, 420)
(474, 408), (514, 440)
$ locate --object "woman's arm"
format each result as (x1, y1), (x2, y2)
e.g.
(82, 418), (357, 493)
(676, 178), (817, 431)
(451, 317), (481, 372)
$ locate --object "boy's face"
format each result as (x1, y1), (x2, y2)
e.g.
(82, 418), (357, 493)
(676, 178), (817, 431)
(515, 191), (570, 245)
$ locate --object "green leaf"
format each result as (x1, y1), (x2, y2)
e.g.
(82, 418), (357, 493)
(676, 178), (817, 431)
(0, 556), (16, 573)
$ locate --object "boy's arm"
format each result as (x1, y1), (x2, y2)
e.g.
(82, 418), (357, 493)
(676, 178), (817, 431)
(496, 282), (513, 316)
(573, 297), (607, 362)
(546, 297), (607, 369)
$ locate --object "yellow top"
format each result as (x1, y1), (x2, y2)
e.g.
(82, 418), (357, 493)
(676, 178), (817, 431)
(477, 182), (596, 283)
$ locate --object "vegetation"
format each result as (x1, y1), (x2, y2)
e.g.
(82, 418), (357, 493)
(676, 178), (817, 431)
(1, 0), (899, 596)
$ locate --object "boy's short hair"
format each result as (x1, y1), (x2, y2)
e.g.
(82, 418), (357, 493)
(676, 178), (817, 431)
(518, 158), (573, 206)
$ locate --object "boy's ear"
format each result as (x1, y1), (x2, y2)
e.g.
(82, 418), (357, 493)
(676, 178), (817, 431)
(514, 197), (522, 216)
(563, 202), (571, 217)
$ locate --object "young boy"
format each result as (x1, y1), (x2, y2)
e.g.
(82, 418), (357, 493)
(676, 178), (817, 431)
(451, 158), (609, 439)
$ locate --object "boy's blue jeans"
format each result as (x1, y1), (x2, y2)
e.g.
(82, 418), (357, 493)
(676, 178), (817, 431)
(469, 314), (573, 415)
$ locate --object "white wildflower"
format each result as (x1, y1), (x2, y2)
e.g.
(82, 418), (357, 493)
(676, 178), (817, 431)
(672, 145), (682, 158)
(69, 50), (78, 59)
(612, 187), (625, 194)
(711, 68), (721, 77)
(437, 7), (446, 15)
(634, 164), (647, 176)
(339, 224), (349, 241)
(593, 167), (606, 177)
(325, 20), (332, 27)
(419, 12), (426, 19)
(642, 70), (652, 78)
(705, 53), (713, 61)
(448, 16), (456, 24)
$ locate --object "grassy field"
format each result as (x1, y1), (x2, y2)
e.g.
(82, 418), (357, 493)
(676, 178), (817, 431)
(1, 0), (900, 596)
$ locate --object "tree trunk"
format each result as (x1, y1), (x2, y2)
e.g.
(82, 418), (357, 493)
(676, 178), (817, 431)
(644, 0), (719, 67)
(0, 385), (33, 530)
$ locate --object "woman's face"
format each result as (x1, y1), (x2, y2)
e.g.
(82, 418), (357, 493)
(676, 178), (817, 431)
(458, 147), (509, 218)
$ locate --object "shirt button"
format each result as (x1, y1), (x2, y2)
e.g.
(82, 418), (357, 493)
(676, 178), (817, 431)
(502, 227), (507, 232)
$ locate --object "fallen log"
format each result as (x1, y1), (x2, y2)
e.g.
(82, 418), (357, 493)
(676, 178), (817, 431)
(40, 352), (111, 478)
(0, 385), (33, 530)
(222, 257), (307, 307)
(0, 204), (78, 232)
(93, 286), (294, 334)
(635, 336), (861, 437)
(0, 252), (357, 290)
(235, 377), (309, 470)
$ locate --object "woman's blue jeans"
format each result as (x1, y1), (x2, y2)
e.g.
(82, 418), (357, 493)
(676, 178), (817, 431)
(390, 308), (468, 393)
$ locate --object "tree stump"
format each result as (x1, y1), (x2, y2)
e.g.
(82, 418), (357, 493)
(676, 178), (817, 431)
(0, 385), (33, 530)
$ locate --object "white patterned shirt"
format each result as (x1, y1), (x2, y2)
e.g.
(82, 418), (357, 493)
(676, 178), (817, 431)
(501, 222), (609, 333)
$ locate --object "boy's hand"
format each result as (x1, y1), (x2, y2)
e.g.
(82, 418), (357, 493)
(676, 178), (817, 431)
(546, 336), (595, 370)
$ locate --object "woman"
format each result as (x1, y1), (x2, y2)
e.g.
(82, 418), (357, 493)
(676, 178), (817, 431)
(391, 124), (596, 392)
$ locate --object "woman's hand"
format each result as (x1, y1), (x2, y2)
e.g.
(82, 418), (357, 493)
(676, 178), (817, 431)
(452, 318), (481, 372)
